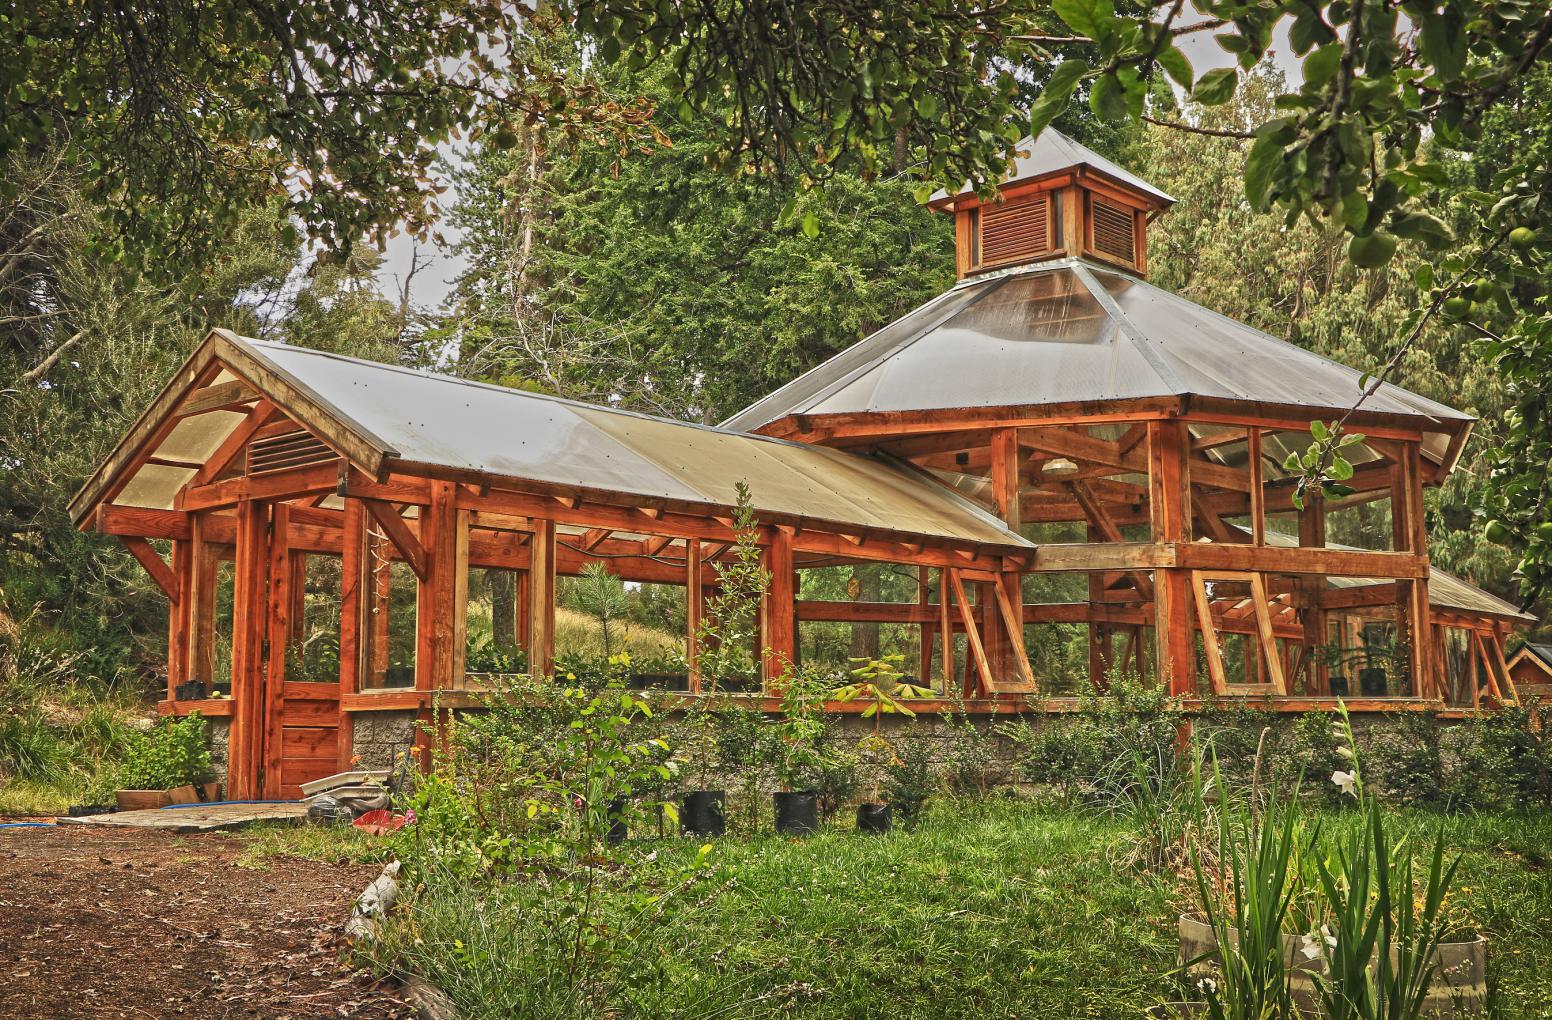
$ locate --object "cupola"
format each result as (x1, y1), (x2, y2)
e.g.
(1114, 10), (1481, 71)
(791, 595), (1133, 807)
(927, 128), (1175, 279)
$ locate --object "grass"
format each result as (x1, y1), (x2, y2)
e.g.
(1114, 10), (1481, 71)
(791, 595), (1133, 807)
(348, 798), (1552, 1020)
(234, 821), (394, 868)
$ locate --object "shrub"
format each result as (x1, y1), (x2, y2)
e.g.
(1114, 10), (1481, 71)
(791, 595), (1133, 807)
(116, 712), (214, 791)
(1365, 713), (1446, 808)
(881, 735), (939, 823)
(1474, 702), (1552, 808)
(1278, 710), (1349, 806)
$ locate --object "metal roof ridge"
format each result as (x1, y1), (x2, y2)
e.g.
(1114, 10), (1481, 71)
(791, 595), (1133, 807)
(1069, 261), (1190, 397)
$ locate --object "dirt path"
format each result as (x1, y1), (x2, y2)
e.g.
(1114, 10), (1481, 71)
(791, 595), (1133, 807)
(0, 825), (413, 1019)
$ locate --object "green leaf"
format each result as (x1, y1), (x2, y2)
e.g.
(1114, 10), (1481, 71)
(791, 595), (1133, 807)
(1304, 43), (1343, 85)
(1244, 135), (1281, 211)
(1029, 60), (1088, 138)
(1090, 74), (1128, 122)
(800, 211), (819, 239)
(1420, 10), (1466, 83)
(1191, 67), (1238, 107)
(1052, 0), (1113, 40)
(1156, 46), (1193, 90)
(1389, 210), (1454, 248)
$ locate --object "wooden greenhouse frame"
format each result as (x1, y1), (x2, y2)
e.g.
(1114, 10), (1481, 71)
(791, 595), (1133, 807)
(73, 131), (1535, 799)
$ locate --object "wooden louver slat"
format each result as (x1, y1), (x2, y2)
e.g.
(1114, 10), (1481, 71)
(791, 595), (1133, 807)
(247, 429), (337, 476)
(977, 195), (1052, 269)
(1090, 198), (1137, 264)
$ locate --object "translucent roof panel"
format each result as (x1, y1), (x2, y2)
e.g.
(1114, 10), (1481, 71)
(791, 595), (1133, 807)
(722, 259), (1474, 445)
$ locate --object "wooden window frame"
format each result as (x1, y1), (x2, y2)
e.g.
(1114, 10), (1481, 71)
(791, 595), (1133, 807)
(1191, 569), (1287, 696)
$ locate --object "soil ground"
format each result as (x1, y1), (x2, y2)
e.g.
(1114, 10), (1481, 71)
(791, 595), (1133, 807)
(0, 825), (412, 1019)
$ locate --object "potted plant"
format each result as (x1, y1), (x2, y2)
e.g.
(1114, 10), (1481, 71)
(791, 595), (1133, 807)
(677, 482), (767, 837)
(769, 665), (830, 835)
(115, 711), (217, 809)
(832, 655), (933, 834)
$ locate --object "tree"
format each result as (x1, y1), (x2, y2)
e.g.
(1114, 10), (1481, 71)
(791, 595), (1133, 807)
(0, 149), (426, 679)
(0, 4), (656, 273)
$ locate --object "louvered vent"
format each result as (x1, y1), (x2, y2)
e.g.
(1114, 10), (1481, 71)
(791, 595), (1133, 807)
(977, 195), (1052, 269)
(247, 429), (338, 475)
(1090, 199), (1137, 264)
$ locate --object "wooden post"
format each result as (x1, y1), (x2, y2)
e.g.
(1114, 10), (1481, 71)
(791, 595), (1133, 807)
(227, 500), (268, 800)
(413, 481), (467, 765)
(939, 569), (954, 693)
(1149, 420), (1194, 696)
(686, 540), (704, 693)
(187, 513), (218, 686)
(1393, 442), (1435, 698)
(166, 539), (191, 700)
(762, 526), (796, 686)
(1248, 428), (1266, 545)
(337, 498), (365, 771)
(1298, 491), (1328, 695)
(527, 517), (556, 678)
(263, 503), (291, 799)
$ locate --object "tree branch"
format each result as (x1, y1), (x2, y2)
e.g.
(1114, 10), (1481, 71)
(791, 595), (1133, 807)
(17, 328), (86, 386)
(1142, 115), (1254, 139)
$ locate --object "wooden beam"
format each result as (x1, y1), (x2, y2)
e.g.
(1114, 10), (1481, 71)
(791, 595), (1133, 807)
(177, 380), (257, 418)
(180, 460), (340, 511)
(120, 537), (177, 598)
(363, 499), (427, 582)
(994, 572), (1038, 692)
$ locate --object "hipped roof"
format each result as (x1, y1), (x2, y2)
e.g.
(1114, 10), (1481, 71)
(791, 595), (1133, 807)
(928, 128), (1176, 206)
(722, 259), (1475, 469)
(71, 330), (1032, 550)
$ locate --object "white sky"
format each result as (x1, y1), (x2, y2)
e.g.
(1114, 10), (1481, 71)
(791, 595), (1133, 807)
(375, 19), (1303, 309)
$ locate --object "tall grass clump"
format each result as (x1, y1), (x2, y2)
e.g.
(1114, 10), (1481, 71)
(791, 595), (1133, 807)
(0, 606), (141, 811)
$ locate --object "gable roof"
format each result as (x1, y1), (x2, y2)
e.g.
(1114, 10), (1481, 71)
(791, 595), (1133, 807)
(928, 128), (1176, 206)
(72, 331), (1031, 550)
(721, 259), (1475, 468)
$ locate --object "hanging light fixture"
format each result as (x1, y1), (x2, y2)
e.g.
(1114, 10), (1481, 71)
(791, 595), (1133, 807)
(1043, 457), (1079, 476)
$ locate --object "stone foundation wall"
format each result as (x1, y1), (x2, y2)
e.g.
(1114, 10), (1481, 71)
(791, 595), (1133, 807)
(351, 710), (420, 769)
(208, 717), (230, 781)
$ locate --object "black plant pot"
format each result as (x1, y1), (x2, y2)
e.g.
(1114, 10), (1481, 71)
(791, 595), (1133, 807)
(1359, 666), (1389, 697)
(773, 791), (819, 836)
(1329, 673), (1349, 697)
(174, 680), (208, 701)
(856, 802), (892, 834)
(605, 796), (629, 845)
(628, 672), (690, 692)
(681, 790), (726, 836)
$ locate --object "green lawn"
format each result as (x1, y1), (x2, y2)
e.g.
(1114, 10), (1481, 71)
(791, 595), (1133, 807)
(266, 800), (1552, 1020)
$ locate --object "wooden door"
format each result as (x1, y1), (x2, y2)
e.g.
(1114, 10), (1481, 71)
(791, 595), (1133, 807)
(261, 504), (343, 799)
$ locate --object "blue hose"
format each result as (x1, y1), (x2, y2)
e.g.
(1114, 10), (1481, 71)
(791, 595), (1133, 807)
(0, 822), (55, 829)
